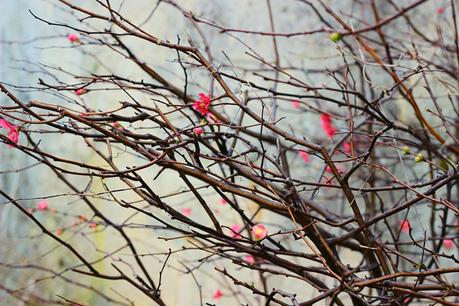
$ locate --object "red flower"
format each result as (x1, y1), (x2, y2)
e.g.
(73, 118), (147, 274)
(400, 220), (410, 233)
(299, 150), (309, 163)
(291, 100), (300, 109)
(344, 142), (351, 154)
(192, 93), (211, 116)
(252, 224), (268, 241)
(36, 200), (49, 211)
(181, 207), (192, 216)
(0, 119), (19, 147)
(320, 113), (336, 139)
(219, 198), (227, 205)
(67, 33), (80, 43)
(230, 224), (242, 238)
(212, 289), (223, 301)
(75, 88), (88, 96)
(443, 239), (454, 250)
(193, 127), (203, 135)
(245, 255), (255, 264)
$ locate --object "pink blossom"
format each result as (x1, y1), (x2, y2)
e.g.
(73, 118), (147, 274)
(400, 220), (410, 233)
(230, 224), (242, 238)
(192, 93), (211, 116)
(212, 289), (223, 301)
(0, 119), (15, 131)
(344, 142), (351, 154)
(67, 33), (80, 43)
(75, 88), (88, 96)
(219, 198), (227, 205)
(36, 200), (48, 211)
(252, 224), (268, 241)
(7, 128), (19, 145)
(193, 127), (203, 135)
(0, 119), (19, 147)
(298, 150), (309, 163)
(89, 222), (98, 229)
(181, 207), (192, 216)
(320, 113), (336, 139)
(443, 239), (454, 250)
(56, 229), (64, 235)
(436, 7), (445, 14)
(291, 100), (300, 109)
(245, 255), (255, 264)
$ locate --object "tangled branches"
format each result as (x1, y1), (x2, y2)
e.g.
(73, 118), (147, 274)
(0, 0), (458, 305)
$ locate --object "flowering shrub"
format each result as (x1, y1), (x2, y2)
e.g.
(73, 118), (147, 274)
(0, 1), (458, 305)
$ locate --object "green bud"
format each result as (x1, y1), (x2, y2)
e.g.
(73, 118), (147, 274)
(402, 146), (410, 155)
(330, 32), (342, 43)
(414, 153), (424, 163)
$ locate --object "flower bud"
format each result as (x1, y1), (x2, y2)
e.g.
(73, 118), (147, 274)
(330, 32), (342, 43)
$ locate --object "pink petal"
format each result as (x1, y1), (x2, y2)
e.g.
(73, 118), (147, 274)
(67, 33), (80, 42)
(193, 127), (203, 135)
(245, 255), (255, 264)
(443, 239), (454, 250)
(400, 220), (410, 233)
(198, 93), (211, 104)
(298, 150), (309, 163)
(212, 289), (223, 300)
(251, 224), (268, 241)
(344, 142), (351, 154)
(219, 198), (227, 205)
(0, 119), (14, 130)
(0, 119), (19, 147)
(320, 113), (336, 139)
(36, 200), (49, 211)
(181, 207), (192, 217)
(192, 93), (211, 116)
(436, 7), (445, 14)
(75, 88), (88, 96)
(291, 100), (300, 109)
(230, 224), (242, 238)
